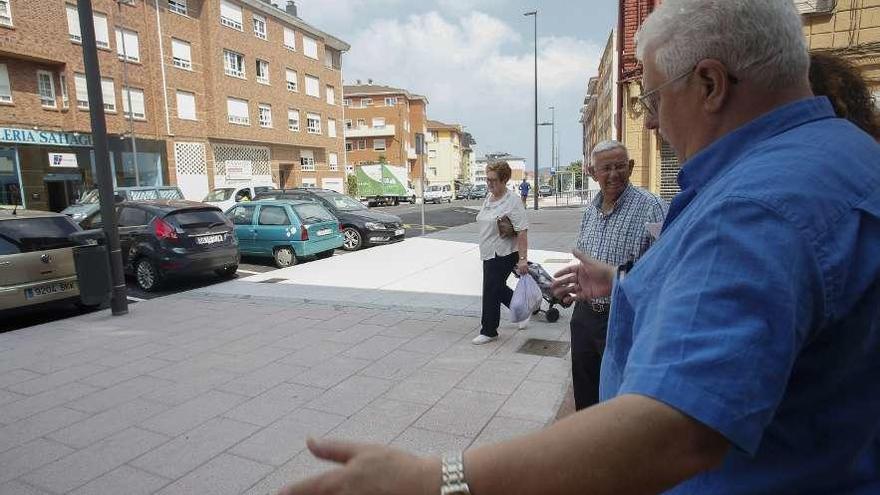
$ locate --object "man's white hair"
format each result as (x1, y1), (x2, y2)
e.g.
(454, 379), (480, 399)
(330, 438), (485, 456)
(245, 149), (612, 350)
(590, 140), (628, 165)
(636, 0), (809, 91)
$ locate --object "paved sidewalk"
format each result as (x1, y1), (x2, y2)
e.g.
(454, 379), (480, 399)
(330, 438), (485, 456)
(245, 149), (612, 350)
(0, 207), (585, 495)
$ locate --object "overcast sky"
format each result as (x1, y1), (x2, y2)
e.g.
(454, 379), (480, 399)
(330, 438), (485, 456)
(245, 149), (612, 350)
(297, 0), (618, 171)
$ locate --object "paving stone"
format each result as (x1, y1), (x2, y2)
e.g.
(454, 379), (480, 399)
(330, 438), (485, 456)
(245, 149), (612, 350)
(359, 349), (433, 381)
(0, 381), (98, 424)
(47, 398), (168, 449)
(139, 390), (247, 437)
(383, 367), (468, 405)
(140, 369), (239, 406)
(224, 383), (324, 427)
(400, 330), (466, 355)
(322, 324), (386, 345)
(94, 342), (172, 367)
(415, 388), (508, 437)
(328, 398), (430, 445)
(341, 335), (409, 361)
(231, 408), (346, 466)
(306, 375), (394, 417)
(6, 363), (106, 396)
(287, 356), (372, 389)
(215, 362), (309, 398)
(66, 375), (174, 414)
(69, 465), (170, 495)
(79, 357), (173, 388)
(0, 480), (53, 495)
(391, 427), (472, 457)
(0, 369), (42, 389)
(0, 407), (88, 454)
(242, 451), (337, 495)
(458, 359), (537, 395)
(155, 453), (273, 495)
(132, 417), (260, 479)
(0, 438), (75, 484)
(497, 379), (567, 424)
(21, 427), (169, 494)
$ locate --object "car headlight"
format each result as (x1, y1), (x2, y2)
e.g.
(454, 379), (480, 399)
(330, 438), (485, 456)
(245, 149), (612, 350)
(71, 212), (85, 220)
(364, 222), (383, 230)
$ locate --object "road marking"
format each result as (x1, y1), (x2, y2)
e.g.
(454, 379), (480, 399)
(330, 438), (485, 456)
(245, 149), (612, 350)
(237, 269), (262, 275)
(127, 296), (147, 302)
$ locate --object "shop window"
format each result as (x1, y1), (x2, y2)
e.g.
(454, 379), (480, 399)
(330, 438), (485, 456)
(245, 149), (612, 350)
(118, 152), (163, 187)
(0, 148), (22, 207)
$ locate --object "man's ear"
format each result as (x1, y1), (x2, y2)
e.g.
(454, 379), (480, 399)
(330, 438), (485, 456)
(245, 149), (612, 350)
(695, 59), (731, 114)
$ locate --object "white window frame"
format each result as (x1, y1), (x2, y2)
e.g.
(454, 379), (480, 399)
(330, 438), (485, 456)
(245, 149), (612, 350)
(171, 38), (192, 70)
(325, 85), (335, 105)
(256, 59), (270, 85)
(220, 0), (243, 31)
(373, 139), (386, 152)
(328, 152), (338, 171)
(0, 0), (13, 27)
(37, 70), (56, 109)
(328, 118), (336, 138)
(100, 78), (116, 112)
(227, 97), (249, 125)
(223, 50), (245, 78)
(300, 150), (315, 172)
(176, 90), (196, 120)
(59, 74), (69, 108)
(356, 118), (366, 128)
(168, 0), (187, 15)
(306, 112), (321, 135)
(0, 65), (11, 102)
(345, 142), (353, 152)
(304, 74), (320, 98)
(93, 12), (109, 49)
(252, 13), (267, 40)
(285, 68), (298, 92)
(74, 73), (88, 109)
(385, 97), (397, 106)
(66, 4), (81, 43)
(283, 26), (296, 50)
(360, 98), (372, 107)
(302, 35), (318, 59)
(344, 119), (352, 129)
(258, 103), (272, 128)
(372, 118), (385, 129)
(115, 28), (140, 62)
(287, 108), (299, 132)
(342, 98), (351, 107)
(357, 139), (366, 150)
(122, 86), (145, 120)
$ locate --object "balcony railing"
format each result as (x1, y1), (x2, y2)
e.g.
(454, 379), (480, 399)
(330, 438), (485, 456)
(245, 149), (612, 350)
(344, 124), (396, 138)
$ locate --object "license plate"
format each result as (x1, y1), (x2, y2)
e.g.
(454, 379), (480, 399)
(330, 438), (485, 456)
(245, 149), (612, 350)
(395, 229), (405, 236)
(25, 281), (76, 300)
(316, 229), (331, 236)
(196, 234), (224, 245)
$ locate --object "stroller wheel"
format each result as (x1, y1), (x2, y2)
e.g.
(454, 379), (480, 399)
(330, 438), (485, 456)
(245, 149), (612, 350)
(546, 307), (560, 323)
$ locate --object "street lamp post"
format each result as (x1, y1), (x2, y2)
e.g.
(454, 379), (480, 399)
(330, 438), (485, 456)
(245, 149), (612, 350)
(524, 10), (538, 210)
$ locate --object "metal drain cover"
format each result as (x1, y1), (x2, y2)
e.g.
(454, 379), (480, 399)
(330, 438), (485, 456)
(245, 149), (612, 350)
(517, 339), (570, 358)
(258, 278), (287, 284)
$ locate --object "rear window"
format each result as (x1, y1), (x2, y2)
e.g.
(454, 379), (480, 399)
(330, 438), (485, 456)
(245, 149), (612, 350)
(126, 190), (158, 200)
(293, 204), (335, 223)
(168, 209), (227, 228)
(159, 189), (184, 200)
(0, 217), (80, 254)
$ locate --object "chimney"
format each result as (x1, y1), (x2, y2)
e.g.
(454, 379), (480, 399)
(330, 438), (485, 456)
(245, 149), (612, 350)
(356, 79), (362, 85)
(285, 0), (298, 17)
(367, 79), (373, 85)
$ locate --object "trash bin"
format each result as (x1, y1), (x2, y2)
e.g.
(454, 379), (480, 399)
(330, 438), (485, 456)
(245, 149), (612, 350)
(69, 230), (111, 307)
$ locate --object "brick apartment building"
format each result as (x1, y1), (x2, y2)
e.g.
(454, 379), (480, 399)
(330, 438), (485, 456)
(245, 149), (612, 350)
(342, 82), (427, 193)
(0, 0), (349, 212)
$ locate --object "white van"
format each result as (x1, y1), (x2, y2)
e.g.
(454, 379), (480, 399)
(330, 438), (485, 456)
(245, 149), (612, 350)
(203, 184), (275, 211)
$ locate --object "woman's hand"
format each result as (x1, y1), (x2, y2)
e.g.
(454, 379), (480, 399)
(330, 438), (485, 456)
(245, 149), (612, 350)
(517, 259), (529, 276)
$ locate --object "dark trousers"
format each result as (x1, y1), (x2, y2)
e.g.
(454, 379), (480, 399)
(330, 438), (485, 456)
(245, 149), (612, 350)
(480, 252), (518, 337)
(570, 301), (610, 410)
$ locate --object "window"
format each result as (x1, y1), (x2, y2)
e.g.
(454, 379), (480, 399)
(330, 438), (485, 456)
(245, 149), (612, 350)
(326, 85), (335, 105)
(227, 97), (249, 125)
(115, 28), (140, 62)
(122, 87), (145, 119)
(302, 35), (318, 59)
(385, 97), (397, 106)
(74, 73), (88, 109)
(258, 103), (272, 128)
(344, 119), (352, 129)
(356, 118), (366, 128)
(372, 118), (385, 129)
(118, 207), (150, 227)
(101, 78), (115, 112)
(168, 0), (187, 15)
(305, 75), (319, 97)
(342, 98), (351, 107)
(287, 108), (299, 131)
(176, 90), (196, 120)
(345, 142), (353, 152)
(283, 26), (296, 50)
(256, 59), (269, 84)
(252, 14), (267, 40)
(223, 50), (245, 78)
(360, 98), (372, 107)
(306, 112), (321, 134)
(285, 69), (297, 91)
(229, 205), (255, 225)
(324, 49), (334, 69)
(259, 206), (290, 226)
(328, 119), (336, 138)
(66, 5), (81, 42)
(300, 150), (315, 171)
(0, 1), (13, 27)
(93, 12), (109, 48)
(37, 71), (56, 108)
(171, 39), (192, 70)
(220, 0), (243, 30)
(301, 178), (317, 188)
(357, 140), (366, 151)
(59, 74), (69, 108)
(0, 64), (9, 103)
(373, 139), (386, 151)
(328, 153), (338, 171)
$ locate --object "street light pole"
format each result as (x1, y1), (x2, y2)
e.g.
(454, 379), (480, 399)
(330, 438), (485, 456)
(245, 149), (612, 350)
(549, 106), (555, 187)
(524, 10), (538, 210)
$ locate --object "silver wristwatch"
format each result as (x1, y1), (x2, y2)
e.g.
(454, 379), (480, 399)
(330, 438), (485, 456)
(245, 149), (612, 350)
(440, 452), (471, 495)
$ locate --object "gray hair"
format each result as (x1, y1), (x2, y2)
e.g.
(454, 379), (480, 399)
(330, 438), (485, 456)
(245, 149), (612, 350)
(636, 0), (809, 91)
(590, 140), (628, 165)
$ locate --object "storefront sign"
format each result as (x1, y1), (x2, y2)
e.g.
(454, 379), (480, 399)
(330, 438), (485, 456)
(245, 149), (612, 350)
(225, 160), (253, 180)
(49, 152), (78, 168)
(0, 128), (93, 147)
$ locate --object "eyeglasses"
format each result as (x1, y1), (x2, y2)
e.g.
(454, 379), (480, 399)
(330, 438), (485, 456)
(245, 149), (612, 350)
(592, 161), (630, 175)
(638, 66), (741, 117)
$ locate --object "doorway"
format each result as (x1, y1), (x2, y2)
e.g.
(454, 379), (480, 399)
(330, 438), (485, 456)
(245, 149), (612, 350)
(45, 175), (82, 212)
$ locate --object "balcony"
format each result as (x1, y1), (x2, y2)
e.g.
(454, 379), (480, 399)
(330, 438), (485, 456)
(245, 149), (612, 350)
(345, 124), (396, 138)
(407, 146), (417, 160)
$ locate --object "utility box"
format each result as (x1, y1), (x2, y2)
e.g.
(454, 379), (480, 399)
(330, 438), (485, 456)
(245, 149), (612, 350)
(69, 230), (112, 307)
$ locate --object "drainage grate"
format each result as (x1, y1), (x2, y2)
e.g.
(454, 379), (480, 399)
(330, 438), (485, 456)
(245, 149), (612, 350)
(517, 338), (570, 358)
(258, 278), (287, 284)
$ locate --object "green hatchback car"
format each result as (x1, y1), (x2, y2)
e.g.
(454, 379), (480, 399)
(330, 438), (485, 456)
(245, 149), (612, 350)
(225, 200), (342, 268)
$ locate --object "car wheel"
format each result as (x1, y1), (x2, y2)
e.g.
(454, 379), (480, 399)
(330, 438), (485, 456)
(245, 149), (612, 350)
(215, 264), (238, 279)
(342, 227), (363, 251)
(135, 258), (161, 292)
(274, 247), (297, 268)
(393, 197), (400, 206)
(316, 250), (334, 260)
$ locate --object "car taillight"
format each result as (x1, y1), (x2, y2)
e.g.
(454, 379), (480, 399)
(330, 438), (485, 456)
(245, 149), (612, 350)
(300, 225), (309, 241)
(338, 223), (343, 233)
(154, 218), (178, 240)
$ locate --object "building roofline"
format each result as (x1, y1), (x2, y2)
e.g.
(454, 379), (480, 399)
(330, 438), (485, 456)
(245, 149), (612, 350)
(240, 0), (351, 51)
(343, 85), (429, 103)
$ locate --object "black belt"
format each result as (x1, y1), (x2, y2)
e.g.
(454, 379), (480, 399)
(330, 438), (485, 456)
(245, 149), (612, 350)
(588, 301), (609, 314)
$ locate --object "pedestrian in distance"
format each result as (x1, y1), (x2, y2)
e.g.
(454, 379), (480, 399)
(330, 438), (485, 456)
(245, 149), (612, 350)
(518, 177), (531, 206)
(275, 1), (880, 494)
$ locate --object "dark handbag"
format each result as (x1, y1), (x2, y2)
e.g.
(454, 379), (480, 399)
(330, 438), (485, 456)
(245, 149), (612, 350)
(497, 215), (517, 238)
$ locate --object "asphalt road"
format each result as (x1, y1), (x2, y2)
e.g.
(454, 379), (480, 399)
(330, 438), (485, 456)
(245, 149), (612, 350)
(0, 200), (482, 333)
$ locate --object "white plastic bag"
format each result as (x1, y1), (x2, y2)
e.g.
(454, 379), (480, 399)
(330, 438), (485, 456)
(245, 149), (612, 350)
(510, 274), (542, 323)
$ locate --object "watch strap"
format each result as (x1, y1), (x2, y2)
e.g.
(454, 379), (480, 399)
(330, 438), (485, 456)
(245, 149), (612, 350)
(440, 452), (471, 495)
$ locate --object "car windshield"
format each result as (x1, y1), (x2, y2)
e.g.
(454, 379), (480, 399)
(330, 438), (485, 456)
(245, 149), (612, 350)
(294, 204), (336, 223)
(316, 192), (366, 212)
(427, 186), (442, 192)
(78, 190), (100, 204)
(204, 188), (234, 202)
(0, 217), (80, 254)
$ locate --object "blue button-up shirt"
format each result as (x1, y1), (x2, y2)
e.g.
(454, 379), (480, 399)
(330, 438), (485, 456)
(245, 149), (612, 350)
(601, 97), (880, 494)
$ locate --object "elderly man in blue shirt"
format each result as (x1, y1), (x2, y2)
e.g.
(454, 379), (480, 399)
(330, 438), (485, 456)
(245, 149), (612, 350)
(276, 1), (880, 493)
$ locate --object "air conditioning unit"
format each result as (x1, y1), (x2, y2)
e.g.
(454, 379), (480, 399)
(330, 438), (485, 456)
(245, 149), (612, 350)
(794, 0), (834, 15)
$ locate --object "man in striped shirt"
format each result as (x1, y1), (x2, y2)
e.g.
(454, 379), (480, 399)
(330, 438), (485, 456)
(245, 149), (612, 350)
(570, 140), (667, 410)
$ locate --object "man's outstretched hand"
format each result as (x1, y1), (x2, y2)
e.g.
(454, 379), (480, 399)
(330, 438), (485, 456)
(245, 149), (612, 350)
(551, 250), (616, 304)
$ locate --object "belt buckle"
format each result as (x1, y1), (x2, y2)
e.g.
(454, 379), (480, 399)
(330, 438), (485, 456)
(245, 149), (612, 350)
(590, 301), (608, 314)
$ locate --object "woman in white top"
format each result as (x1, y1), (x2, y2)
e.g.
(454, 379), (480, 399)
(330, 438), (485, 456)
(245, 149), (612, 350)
(472, 161), (530, 345)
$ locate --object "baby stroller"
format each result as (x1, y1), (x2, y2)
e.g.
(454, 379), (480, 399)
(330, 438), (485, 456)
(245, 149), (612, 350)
(513, 261), (571, 322)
